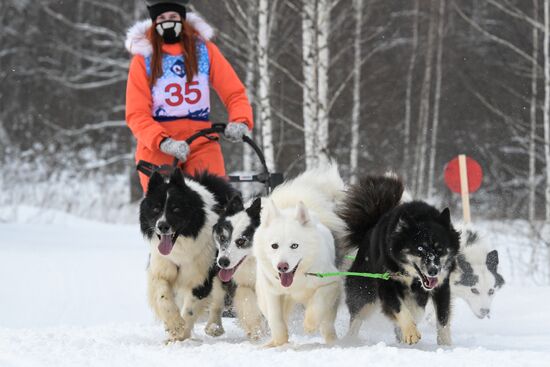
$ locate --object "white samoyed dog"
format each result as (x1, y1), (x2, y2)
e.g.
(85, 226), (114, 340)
(253, 164), (347, 347)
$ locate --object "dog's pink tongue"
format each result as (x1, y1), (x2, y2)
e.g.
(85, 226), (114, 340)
(158, 235), (174, 256)
(218, 268), (236, 283)
(279, 272), (295, 288)
(427, 277), (438, 288)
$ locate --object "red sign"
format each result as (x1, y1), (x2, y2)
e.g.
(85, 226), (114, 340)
(444, 156), (483, 194)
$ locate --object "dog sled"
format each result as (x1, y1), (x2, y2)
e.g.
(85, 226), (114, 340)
(136, 123), (283, 194)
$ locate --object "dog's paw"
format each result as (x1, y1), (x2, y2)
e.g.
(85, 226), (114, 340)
(401, 324), (421, 345)
(164, 333), (188, 344)
(322, 330), (337, 344)
(303, 314), (317, 334)
(165, 323), (188, 343)
(205, 322), (225, 337)
(437, 326), (452, 346)
(246, 326), (264, 341)
(262, 338), (288, 348)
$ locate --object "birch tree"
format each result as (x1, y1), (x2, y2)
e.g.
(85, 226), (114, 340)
(413, 1), (436, 197)
(302, 0), (331, 168)
(427, 0), (446, 199)
(258, 0), (275, 171)
(302, 1), (318, 168)
(243, 1), (258, 174)
(530, 0), (540, 222)
(403, 0), (419, 183)
(350, 0), (363, 184)
(544, 0), (550, 220)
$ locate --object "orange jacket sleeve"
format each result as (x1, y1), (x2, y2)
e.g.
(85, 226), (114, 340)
(125, 55), (169, 151)
(207, 42), (254, 130)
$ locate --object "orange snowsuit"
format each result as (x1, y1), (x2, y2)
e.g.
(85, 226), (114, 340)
(125, 18), (253, 193)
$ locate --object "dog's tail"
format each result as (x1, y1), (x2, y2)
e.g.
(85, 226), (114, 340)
(290, 161), (345, 202)
(338, 174), (404, 253)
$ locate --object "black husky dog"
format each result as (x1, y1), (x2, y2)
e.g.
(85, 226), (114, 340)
(340, 175), (460, 346)
(139, 169), (240, 342)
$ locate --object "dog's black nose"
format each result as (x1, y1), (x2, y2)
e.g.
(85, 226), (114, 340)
(427, 266), (438, 277)
(277, 262), (289, 273)
(157, 221), (170, 234)
(218, 256), (230, 268)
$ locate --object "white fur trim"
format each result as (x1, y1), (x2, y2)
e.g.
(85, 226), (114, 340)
(125, 13), (215, 57)
(125, 19), (153, 57)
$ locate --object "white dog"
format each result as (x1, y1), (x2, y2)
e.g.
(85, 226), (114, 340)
(253, 164), (346, 347)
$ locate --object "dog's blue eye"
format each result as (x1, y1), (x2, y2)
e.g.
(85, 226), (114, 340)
(271, 243), (279, 249)
(417, 246), (424, 252)
(471, 288), (480, 295)
(173, 207), (181, 213)
(153, 207), (161, 213)
(291, 243), (299, 249)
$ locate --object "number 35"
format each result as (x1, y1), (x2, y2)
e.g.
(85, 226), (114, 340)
(164, 81), (202, 107)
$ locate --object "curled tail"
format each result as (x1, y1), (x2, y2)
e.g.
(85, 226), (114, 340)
(285, 161), (344, 201)
(338, 175), (404, 253)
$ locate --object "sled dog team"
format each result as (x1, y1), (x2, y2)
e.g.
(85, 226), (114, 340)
(139, 164), (504, 347)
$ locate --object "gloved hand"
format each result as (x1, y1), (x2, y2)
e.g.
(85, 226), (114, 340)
(223, 122), (250, 143)
(159, 138), (190, 162)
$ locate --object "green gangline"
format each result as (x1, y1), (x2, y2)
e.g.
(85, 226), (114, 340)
(306, 271), (391, 280)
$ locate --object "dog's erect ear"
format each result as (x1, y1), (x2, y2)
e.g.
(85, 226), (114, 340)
(464, 229), (479, 246)
(261, 199), (280, 226)
(246, 197), (262, 220)
(226, 194), (245, 214)
(146, 172), (165, 196)
(169, 169), (186, 188)
(295, 201), (311, 226)
(486, 250), (499, 268)
(486, 250), (505, 288)
(439, 208), (451, 227)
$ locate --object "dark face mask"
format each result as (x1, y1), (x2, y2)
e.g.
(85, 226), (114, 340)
(155, 21), (183, 44)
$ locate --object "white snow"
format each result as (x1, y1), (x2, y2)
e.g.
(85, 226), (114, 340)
(1, 207), (549, 367)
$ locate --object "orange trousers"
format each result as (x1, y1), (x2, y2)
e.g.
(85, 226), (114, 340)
(138, 137), (226, 193)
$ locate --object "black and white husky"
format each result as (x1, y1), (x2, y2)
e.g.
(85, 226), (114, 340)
(340, 175), (460, 346)
(213, 195), (265, 340)
(451, 225), (505, 319)
(140, 169), (239, 342)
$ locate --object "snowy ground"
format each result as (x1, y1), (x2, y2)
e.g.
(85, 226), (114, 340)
(1, 207), (549, 367)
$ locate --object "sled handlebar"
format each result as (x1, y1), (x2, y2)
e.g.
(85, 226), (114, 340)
(171, 123), (270, 176)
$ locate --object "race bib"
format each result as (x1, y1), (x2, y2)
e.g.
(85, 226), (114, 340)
(145, 41), (211, 122)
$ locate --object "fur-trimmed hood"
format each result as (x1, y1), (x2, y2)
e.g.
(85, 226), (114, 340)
(125, 13), (215, 57)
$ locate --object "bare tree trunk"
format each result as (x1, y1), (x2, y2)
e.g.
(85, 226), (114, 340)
(134, 0), (143, 21)
(316, 0), (331, 166)
(544, 0), (550, 221)
(413, 1), (436, 197)
(258, 0), (275, 171)
(403, 0), (419, 182)
(303, 1), (317, 168)
(350, 0), (363, 184)
(530, 0), (540, 222)
(427, 0), (446, 199)
(243, 0), (258, 175)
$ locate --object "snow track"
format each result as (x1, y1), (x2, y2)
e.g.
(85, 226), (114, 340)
(1, 208), (548, 366)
